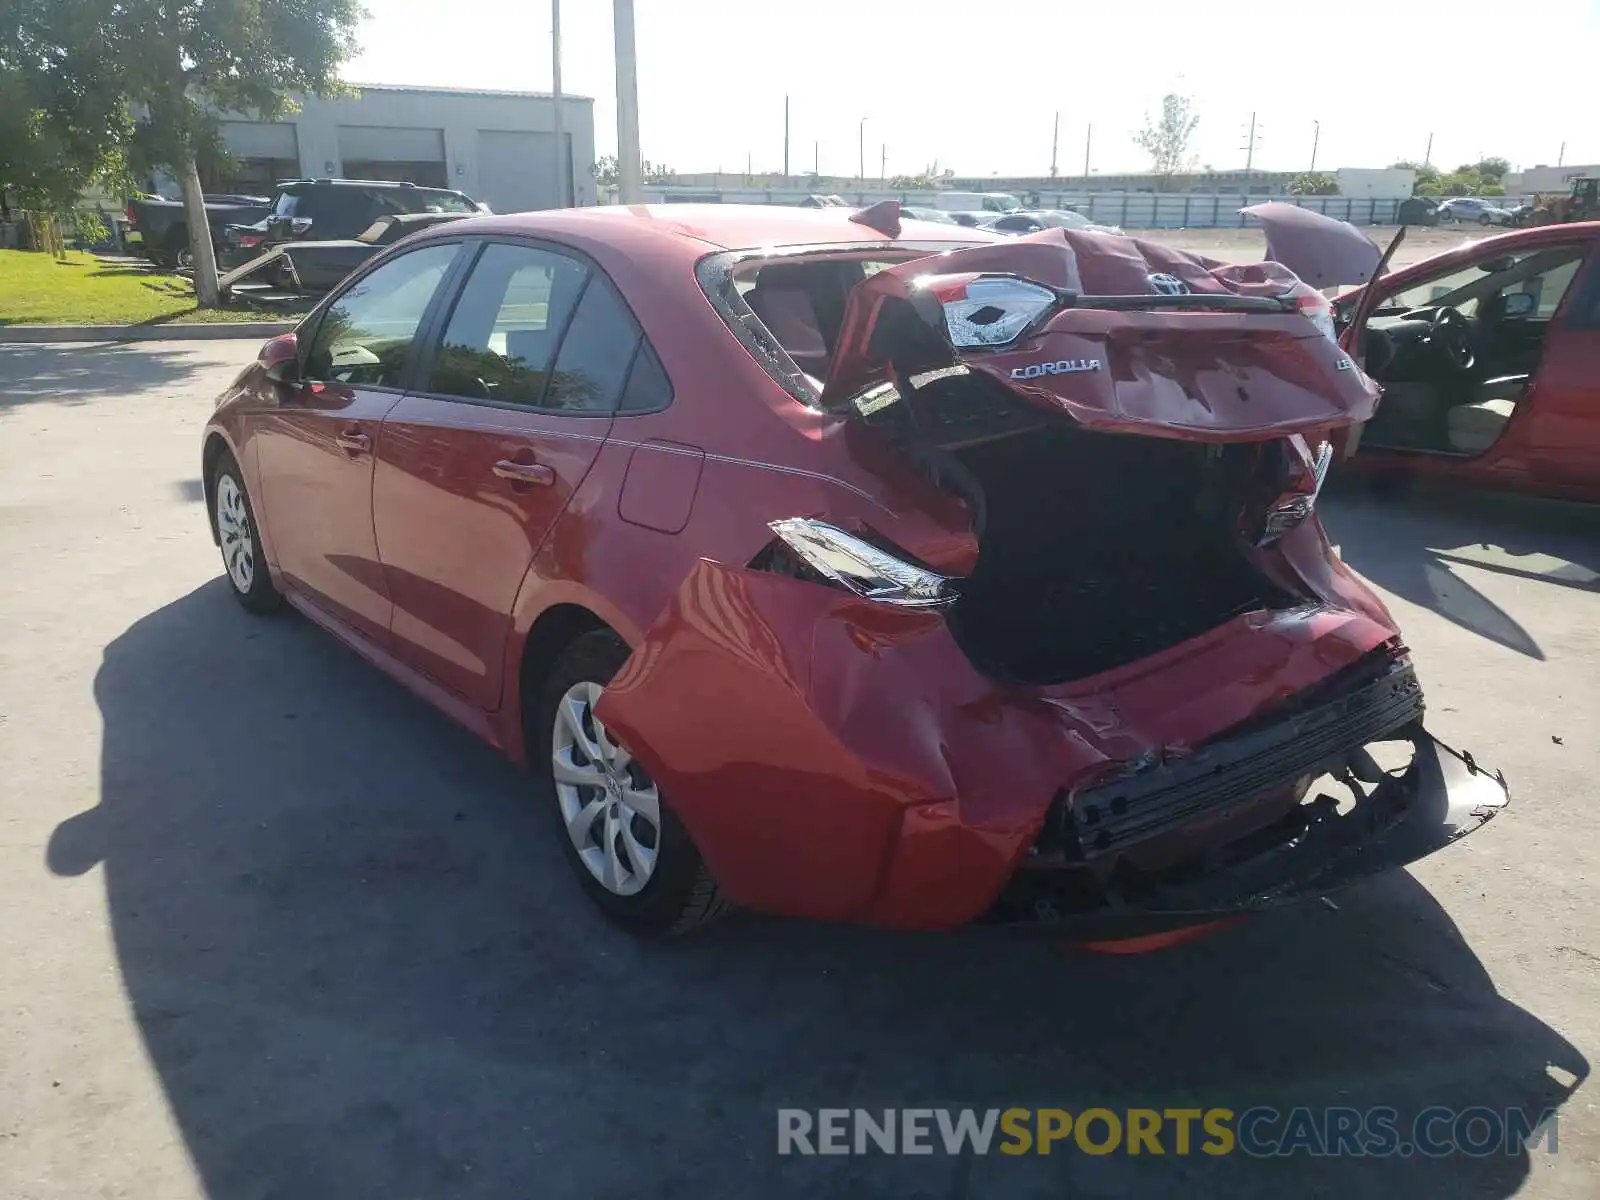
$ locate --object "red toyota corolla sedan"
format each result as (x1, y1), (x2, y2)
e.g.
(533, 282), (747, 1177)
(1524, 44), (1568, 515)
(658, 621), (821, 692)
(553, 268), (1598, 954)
(201, 202), (1508, 938)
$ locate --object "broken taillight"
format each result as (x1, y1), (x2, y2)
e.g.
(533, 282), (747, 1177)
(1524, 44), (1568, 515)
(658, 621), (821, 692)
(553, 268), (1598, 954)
(1291, 288), (1339, 344)
(763, 519), (956, 608)
(1253, 435), (1333, 546)
(911, 273), (1058, 350)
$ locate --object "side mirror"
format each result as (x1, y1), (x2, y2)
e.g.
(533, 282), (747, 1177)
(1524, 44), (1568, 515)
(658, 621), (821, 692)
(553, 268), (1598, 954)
(1502, 291), (1538, 319)
(259, 332), (300, 384)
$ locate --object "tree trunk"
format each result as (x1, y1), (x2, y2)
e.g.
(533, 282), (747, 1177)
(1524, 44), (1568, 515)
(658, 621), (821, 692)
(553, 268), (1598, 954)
(178, 150), (221, 308)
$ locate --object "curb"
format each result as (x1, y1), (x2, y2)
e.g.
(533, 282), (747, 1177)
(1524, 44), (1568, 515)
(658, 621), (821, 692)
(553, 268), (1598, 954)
(0, 322), (293, 344)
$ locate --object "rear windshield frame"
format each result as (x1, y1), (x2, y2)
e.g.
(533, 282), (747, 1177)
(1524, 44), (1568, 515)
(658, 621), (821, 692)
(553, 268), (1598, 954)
(696, 240), (981, 411)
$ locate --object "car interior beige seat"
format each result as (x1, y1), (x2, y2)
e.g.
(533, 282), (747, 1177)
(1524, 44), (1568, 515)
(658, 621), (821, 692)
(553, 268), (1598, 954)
(745, 285), (831, 382)
(1447, 375), (1527, 454)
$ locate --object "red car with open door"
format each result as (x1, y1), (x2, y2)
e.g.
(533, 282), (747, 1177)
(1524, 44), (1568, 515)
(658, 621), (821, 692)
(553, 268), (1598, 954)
(201, 203), (1508, 940)
(1338, 222), (1600, 502)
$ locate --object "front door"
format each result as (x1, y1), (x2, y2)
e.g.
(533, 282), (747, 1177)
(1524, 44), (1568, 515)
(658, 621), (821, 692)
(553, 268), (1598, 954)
(1349, 237), (1592, 492)
(254, 242), (461, 643)
(374, 240), (646, 709)
(1519, 247), (1600, 498)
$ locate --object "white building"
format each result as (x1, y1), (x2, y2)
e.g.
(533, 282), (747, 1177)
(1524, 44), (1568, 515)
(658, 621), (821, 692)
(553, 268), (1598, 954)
(1503, 164), (1600, 196)
(192, 83), (596, 212)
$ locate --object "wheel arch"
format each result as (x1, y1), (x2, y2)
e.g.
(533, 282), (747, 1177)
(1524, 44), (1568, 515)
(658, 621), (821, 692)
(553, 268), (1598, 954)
(201, 429), (236, 545)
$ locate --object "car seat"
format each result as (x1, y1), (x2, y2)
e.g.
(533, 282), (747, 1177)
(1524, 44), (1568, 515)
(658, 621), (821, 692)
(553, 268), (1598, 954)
(1446, 375), (1526, 455)
(745, 285), (831, 380)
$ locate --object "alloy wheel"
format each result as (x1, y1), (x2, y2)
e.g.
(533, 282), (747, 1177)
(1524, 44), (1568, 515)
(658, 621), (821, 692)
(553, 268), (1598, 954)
(215, 473), (255, 593)
(551, 681), (661, 896)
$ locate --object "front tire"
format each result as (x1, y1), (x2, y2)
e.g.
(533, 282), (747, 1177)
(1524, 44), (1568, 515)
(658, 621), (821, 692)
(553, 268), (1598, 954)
(536, 630), (727, 937)
(211, 450), (281, 613)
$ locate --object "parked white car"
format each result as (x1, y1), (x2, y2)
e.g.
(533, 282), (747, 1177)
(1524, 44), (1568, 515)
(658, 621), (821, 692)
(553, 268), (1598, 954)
(1435, 197), (1514, 226)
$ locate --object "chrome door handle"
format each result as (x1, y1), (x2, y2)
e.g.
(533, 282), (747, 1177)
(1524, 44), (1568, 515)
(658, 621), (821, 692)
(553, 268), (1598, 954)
(493, 458), (555, 486)
(335, 429), (370, 454)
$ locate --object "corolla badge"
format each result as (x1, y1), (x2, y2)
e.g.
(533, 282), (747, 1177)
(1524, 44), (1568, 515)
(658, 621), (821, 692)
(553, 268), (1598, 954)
(1147, 273), (1190, 295)
(1010, 359), (1103, 380)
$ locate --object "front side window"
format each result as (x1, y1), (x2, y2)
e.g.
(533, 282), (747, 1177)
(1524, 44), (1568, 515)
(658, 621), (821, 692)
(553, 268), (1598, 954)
(1379, 245), (1587, 320)
(427, 243), (589, 406)
(303, 243), (459, 388)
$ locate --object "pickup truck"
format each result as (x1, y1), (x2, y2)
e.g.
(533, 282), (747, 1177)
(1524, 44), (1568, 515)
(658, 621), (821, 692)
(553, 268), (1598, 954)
(123, 193), (272, 269)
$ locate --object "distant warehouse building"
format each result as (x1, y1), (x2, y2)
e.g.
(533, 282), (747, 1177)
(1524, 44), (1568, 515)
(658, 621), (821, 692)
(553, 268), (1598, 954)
(189, 83), (596, 212)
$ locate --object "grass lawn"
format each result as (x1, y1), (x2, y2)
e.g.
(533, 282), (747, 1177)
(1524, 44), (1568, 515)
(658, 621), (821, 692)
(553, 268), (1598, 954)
(0, 249), (266, 325)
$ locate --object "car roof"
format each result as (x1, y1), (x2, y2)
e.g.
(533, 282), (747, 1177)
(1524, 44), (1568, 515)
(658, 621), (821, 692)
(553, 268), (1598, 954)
(279, 178), (463, 193)
(406, 203), (992, 259)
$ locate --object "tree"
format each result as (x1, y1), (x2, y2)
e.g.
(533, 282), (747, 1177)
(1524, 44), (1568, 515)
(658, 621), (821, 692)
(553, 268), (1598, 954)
(12, 0), (361, 306)
(0, 11), (132, 220)
(1391, 160), (1441, 196)
(1133, 94), (1200, 187)
(1287, 171), (1339, 196)
(592, 155), (674, 191)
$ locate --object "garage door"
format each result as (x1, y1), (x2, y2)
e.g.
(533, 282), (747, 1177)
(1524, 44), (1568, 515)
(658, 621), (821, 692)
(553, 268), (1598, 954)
(338, 126), (447, 187)
(219, 121), (298, 160)
(477, 130), (567, 214)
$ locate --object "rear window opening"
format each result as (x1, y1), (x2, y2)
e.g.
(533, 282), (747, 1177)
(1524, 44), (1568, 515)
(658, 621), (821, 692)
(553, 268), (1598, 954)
(858, 370), (1304, 686)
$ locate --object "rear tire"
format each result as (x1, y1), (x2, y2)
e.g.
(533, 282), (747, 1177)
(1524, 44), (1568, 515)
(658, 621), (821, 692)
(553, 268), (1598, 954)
(536, 630), (728, 937)
(211, 450), (281, 614)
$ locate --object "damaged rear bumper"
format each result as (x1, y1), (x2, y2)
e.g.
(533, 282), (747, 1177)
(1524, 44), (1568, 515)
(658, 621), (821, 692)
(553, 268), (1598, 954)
(990, 726), (1508, 937)
(595, 561), (1508, 932)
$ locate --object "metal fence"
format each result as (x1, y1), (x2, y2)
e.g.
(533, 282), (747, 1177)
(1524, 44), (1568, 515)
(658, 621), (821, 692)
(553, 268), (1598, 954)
(1048, 193), (1404, 228)
(638, 187), (1543, 229)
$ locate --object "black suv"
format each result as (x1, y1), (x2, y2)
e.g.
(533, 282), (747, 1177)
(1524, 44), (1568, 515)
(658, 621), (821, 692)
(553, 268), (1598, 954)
(222, 178), (483, 265)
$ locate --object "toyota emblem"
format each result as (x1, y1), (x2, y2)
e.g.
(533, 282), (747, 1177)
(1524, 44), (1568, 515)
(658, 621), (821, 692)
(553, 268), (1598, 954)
(1147, 273), (1191, 296)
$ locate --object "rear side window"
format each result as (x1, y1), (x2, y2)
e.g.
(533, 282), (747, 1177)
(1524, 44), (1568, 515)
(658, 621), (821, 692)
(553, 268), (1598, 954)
(428, 243), (589, 406)
(619, 341), (672, 412)
(543, 277), (642, 412)
(303, 243), (459, 388)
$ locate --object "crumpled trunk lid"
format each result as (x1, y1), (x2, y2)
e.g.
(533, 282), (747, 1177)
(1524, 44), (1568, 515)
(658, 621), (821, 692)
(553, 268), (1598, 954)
(820, 229), (1380, 442)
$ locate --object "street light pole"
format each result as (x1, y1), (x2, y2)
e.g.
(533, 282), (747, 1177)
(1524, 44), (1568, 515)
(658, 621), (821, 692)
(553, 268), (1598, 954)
(859, 117), (867, 183)
(1310, 120), (1320, 173)
(613, 0), (643, 204)
(551, 0), (565, 207)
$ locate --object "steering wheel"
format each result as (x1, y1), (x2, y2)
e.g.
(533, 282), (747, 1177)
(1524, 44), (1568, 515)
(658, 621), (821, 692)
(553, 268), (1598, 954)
(1425, 306), (1476, 372)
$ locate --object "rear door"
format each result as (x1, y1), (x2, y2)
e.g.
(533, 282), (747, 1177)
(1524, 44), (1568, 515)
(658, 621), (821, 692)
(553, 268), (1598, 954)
(372, 239), (644, 709)
(253, 241), (463, 643)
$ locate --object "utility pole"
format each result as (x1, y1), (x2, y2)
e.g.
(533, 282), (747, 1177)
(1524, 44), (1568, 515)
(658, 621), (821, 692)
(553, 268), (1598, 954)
(814, 141), (819, 176)
(1050, 111), (1059, 177)
(880, 144), (886, 182)
(746, 151), (752, 183)
(1242, 111), (1258, 173)
(858, 117), (868, 182)
(1423, 131), (1433, 168)
(613, 0), (643, 203)
(783, 96), (790, 178)
(551, 0), (565, 206)
(1083, 123), (1092, 177)
(1558, 140), (1566, 167)
(1310, 120), (1320, 173)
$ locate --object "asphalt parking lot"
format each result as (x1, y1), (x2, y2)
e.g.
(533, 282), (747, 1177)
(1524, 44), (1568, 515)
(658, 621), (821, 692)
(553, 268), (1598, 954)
(1, 341), (1597, 1199)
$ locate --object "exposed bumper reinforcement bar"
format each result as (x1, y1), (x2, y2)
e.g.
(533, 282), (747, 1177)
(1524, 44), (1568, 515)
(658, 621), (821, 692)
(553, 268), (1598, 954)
(1067, 658), (1425, 859)
(992, 726), (1508, 935)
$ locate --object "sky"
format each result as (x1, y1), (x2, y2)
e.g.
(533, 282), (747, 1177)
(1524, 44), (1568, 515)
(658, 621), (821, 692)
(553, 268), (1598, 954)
(346, 0), (1600, 178)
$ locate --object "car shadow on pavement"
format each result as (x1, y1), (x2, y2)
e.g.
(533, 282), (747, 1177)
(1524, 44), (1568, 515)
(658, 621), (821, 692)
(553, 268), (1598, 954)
(0, 344), (207, 409)
(1323, 481), (1600, 661)
(49, 579), (1587, 1199)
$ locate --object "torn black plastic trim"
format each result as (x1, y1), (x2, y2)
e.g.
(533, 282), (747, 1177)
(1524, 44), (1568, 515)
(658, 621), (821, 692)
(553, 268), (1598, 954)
(1066, 658), (1425, 859)
(986, 726), (1509, 933)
